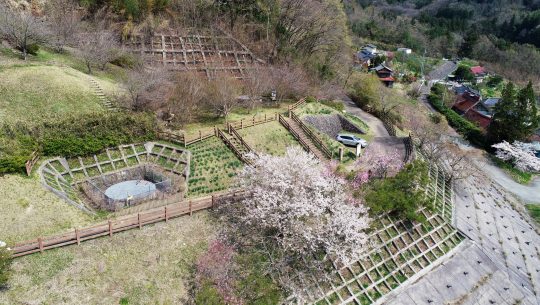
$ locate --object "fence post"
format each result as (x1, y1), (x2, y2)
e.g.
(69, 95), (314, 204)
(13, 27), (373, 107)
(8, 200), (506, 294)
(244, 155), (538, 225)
(108, 220), (113, 237)
(38, 237), (43, 253)
(211, 195), (215, 208)
(339, 147), (344, 162)
(214, 126), (218, 137)
(199, 130), (202, 141)
(75, 228), (80, 245)
(165, 206), (168, 222)
(228, 123), (231, 134)
(240, 119), (243, 129)
(138, 213), (142, 229)
(264, 113), (267, 122)
(189, 201), (193, 216)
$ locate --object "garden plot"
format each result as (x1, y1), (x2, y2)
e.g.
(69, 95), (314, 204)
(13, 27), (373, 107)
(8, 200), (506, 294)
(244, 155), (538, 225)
(40, 143), (190, 212)
(187, 137), (243, 197)
(238, 121), (301, 156)
(0, 212), (215, 305)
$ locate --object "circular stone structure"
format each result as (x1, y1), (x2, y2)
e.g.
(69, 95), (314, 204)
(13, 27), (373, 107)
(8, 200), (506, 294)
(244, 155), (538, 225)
(104, 180), (157, 201)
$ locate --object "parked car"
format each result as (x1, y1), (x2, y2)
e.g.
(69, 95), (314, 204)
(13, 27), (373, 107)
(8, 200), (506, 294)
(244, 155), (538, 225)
(336, 134), (368, 147)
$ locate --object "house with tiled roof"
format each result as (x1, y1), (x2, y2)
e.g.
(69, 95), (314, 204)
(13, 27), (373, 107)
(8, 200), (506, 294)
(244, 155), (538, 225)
(373, 64), (395, 87)
(470, 66), (488, 83)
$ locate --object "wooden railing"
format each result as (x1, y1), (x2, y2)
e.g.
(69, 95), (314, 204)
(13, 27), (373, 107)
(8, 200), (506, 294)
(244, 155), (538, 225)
(278, 114), (314, 154)
(11, 190), (249, 257)
(216, 129), (254, 166)
(158, 129), (216, 147)
(25, 151), (40, 176)
(229, 126), (257, 156)
(288, 97), (306, 112)
(228, 113), (277, 130)
(290, 112), (332, 159)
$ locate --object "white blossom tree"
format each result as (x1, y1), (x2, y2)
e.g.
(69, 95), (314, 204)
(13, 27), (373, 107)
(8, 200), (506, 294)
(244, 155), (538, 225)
(220, 147), (370, 302)
(237, 147), (370, 262)
(493, 141), (540, 173)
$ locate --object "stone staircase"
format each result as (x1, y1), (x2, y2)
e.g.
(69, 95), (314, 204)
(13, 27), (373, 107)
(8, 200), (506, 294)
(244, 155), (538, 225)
(279, 114), (328, 160)
(88, 77), (117, 111)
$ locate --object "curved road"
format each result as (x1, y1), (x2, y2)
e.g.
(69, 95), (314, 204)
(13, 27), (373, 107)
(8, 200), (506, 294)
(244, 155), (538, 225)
(341, 96), (389, 137)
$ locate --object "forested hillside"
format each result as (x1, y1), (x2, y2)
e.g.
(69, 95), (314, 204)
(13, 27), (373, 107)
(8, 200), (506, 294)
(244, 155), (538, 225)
(346, 0), (540, 85)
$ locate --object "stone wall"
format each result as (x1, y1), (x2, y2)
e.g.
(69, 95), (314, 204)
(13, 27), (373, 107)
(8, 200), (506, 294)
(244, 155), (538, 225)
(303, 114), (366, 138)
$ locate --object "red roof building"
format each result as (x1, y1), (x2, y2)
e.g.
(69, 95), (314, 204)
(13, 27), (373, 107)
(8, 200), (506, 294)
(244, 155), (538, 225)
(470, 66), (487, 76)
(464, 109), (492, 129)
(452, 91), (481, 114)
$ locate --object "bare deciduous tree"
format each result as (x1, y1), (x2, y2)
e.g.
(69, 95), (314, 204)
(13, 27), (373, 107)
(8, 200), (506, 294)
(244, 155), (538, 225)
(205, 76), (242, 120)
(77, 28), (118, 74)
(122, 66), (169, 111)
(168, 72), (207, 125)
(0, 4), (49, 60)
(45, 0), (81, 51)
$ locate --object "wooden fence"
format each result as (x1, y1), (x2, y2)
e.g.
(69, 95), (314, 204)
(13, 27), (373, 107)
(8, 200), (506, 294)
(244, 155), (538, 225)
(290, 112), (332, 159)
(158, 129), (216, 147)
(278, 114), (316, 155)
(288, 97), (306, 112)
(216, 129), (254, 166)
(25, 151), (40, 176)
(227, 113), (278, 130)
(11, 190), (248, 257)
(229, 126), (257, 156)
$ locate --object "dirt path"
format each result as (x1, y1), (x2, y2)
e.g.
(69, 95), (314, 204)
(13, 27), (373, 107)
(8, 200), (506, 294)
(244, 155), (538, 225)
(340, 96), (389, 137)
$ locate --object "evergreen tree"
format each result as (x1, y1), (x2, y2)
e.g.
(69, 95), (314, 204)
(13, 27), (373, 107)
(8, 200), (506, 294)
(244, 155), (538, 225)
(488, 82), (539, 144)
(458, 28), (479, 58)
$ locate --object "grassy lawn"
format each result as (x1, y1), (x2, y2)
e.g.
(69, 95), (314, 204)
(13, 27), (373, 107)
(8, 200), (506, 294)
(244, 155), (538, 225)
(187, 137), (244, 197)
(0, 65), (108, 125)
(181, 103), (294, 136)
(525, 204), (540, 225)
(0, 212), (215, 305)
(491, 156), (534, 185)
(0, 174), (94, 245)
(238, 121), (300, 156)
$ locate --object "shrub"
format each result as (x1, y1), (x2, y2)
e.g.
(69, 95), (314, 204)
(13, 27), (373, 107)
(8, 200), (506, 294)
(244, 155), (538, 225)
(0, 112), (158, 174)
(365, 160), (430, 222)
(319, 99), (345, 112)
(41, 112), (157, 157)
(0, 245), (12, 289)
(110, 53), (141, 68)
(0, 155), (28, 175)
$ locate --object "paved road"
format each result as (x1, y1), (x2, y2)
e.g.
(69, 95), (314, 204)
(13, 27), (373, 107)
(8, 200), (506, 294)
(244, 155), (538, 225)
(419, 60), (458, 112)
(340, 96), (389, 137)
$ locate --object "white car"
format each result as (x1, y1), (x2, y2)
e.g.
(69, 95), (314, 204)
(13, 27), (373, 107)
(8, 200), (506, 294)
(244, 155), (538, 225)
(336, 134), (368, 147)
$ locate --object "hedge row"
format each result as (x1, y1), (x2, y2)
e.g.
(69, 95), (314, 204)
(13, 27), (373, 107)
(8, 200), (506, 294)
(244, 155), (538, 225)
(0, 112), (158, 175)
(427, 85), (486, 147)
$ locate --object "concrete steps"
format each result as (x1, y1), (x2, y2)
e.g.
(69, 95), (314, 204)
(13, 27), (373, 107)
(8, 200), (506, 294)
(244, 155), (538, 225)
(87, 77), (118, 111)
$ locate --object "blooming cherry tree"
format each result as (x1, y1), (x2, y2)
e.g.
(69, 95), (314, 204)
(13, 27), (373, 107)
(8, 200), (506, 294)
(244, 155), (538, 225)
(493, 141), (540, 173)
(238, 147), (371, 264)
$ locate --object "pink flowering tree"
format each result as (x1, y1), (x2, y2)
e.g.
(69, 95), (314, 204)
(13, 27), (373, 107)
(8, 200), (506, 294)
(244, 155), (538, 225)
(353, 147), (404, 188)
(194, 239), (242, 304)
(493, 141), (540, 173)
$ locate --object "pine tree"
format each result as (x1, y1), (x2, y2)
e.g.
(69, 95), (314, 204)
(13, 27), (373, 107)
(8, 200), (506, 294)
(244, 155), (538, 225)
(488, 82), (539, 144)
(458, 28), (479, 58)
